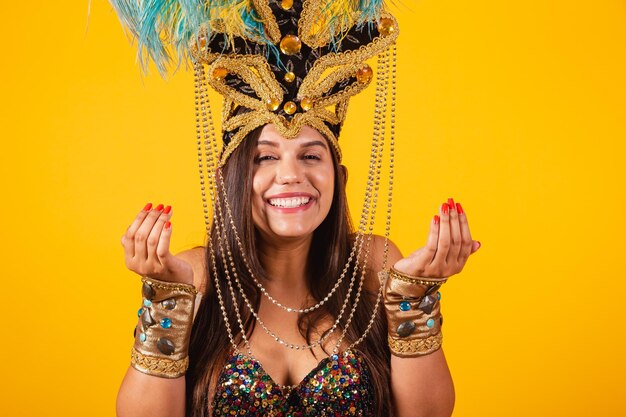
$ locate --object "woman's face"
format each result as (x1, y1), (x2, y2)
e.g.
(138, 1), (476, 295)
(251, 123), (335, 241)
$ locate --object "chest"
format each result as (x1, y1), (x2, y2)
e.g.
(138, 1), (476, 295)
(238, 299), (352, 387)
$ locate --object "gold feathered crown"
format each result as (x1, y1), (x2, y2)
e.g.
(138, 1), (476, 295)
(110, 0), (399, 165)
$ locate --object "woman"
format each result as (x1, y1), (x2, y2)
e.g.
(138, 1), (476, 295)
(118, 121), (479, 417)
(110, 1), (481, 416)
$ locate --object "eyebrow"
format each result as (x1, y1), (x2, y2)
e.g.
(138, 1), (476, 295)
(257, 139), (328, 149)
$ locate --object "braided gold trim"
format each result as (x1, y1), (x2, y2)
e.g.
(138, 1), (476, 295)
(218, 109), (343, 166)
(389, 267), (448, 287)
(388, 333), (443, 356)
(252, 0), (282, 44)
(140, 277), (198, 295)
(130, 348), (189, 378)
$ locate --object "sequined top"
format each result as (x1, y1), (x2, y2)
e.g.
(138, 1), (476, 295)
(211, 349), (375, 416)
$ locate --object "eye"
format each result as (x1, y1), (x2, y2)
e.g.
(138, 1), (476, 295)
(302, 154), (321, 161)
(255, 154), (278, 163)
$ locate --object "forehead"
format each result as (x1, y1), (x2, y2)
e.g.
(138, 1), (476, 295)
(258, 124), (329, 149)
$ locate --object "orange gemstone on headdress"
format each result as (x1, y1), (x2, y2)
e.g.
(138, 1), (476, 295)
(198, 35), (207, 50)
(283, 101), (297, 115)
(266, 98), (281, 111)
(212, 67), (228, 81)
(280, 35), (302, 55)
(281, 0), (293, 10)
(378, 17), (394, 36)
(284, 71), (296, 83)
(300, 97), (313, 111)
(356, 64), (373, 84)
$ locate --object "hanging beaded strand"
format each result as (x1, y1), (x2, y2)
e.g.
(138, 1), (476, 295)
(194, 61), (245, 356)
(348, 44), (397, 351)
(338, 46), (392, 352)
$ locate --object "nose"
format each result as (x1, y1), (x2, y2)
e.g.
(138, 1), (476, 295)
(275, 154), (303, 184)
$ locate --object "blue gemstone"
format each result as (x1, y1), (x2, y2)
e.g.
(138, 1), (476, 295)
(143, 299), (152, 307)
(399, 301), (411, 311)
(426, 318), (435, 328)
(437, 291), (441, 300)
(331, 354), (339, 361)
(137, 308), (143, 317)
(160, 317), (172, 329)
(139, 332), (146, 342)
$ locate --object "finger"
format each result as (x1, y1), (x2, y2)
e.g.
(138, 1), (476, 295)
(134, 203), (166, 262)
(155, 220), (173, 266)
(123, 202), (153, 258)
(146, 206), (173, 266)
(445, 198), (462, 265)
(411, 214), (440, 269)
(457, 203), (473, 263)
(431, 202), (451, 267)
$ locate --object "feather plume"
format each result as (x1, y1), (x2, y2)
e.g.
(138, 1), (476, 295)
(108, 0), (389, 76)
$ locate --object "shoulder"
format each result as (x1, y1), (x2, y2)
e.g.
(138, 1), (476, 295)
(363, 234), (403, 293)
(174, 246), (209, 295)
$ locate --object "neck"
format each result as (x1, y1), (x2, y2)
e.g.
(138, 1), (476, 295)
(257, 233), (312, 294)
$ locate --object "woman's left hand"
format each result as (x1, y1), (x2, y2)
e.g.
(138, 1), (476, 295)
(393, 198), (481, 279)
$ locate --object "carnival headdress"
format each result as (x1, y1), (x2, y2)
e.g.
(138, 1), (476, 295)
(111, 0), (400, 358)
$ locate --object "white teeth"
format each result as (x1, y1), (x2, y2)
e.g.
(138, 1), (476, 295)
(268, 197), (311, 208)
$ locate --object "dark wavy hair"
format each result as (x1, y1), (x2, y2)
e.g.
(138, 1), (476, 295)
(185, 124), (392, 416)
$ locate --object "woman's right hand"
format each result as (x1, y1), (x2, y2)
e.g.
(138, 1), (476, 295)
(121, 203), (193, 286)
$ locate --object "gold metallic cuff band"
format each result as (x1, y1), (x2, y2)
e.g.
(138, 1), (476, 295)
(383, 268), (445, 357)
(388, 333), (443, 357)
(130, 347), (189, 378)
(132, 276), (197, 378)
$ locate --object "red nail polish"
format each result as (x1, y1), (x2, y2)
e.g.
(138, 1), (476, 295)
(441, 203), (449, 214)
(155, 203), (164, 211)
(163, 205), (172, 214)
(456, 202), (464, 215)
(143, 203), (153, 212)
(165, 221), (171, 229)
(434, 215), (440, 224)
(448, 198), (455, 210)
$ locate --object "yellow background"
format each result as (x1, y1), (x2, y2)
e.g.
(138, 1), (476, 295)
(1, 0), (624, 415)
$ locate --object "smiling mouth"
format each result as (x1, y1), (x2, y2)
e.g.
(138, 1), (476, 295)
(267, 196), (312, 208)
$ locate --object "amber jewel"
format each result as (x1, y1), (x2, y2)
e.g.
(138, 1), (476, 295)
(300, 97), (313, 111)
(197, 35), (207, 50)
(280, 34), (302, 55)
(356, 64), (373, 84)
(280, 0), (293, 10)
(283, 101), (297, 115)
(266, 98), (280, 111)
(378, 17), (394, 36)
(284, 71), (296, 83)
(212, 67), (228, 81)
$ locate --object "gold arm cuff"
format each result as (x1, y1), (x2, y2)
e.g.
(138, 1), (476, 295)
(132, 276), (197, 377)
(388, 333), (443, 357)
(130, 347), (189, 378)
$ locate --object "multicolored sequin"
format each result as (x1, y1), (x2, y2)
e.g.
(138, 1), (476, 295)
(211, 349), (375, 416)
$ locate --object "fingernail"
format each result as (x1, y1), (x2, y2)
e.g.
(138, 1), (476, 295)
(448, 198), (455, 209)
(163, 205), (172, 214)
(143, 203), (153, 212)
(456, 202), (464, 215)
(165, 221), (171, 229)
(155, 203), (164, 211)
(476, 240), (481, 249)
(433, 215), (440, 225)
(441, 203), (449, 215)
